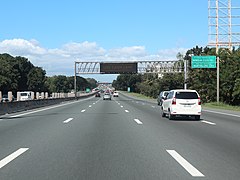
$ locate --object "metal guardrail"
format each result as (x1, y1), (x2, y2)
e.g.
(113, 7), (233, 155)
(0, 93), (94, 116)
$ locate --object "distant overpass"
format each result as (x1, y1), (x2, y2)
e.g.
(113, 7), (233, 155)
(97, 82), (112, 85)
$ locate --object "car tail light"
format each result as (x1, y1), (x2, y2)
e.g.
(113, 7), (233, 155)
(172, 97), (176, 105)
(198, 97), (201, 105)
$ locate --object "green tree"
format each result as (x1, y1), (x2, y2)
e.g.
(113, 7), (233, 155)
(0, 54), (19, 93)
(27, 67), (46, 92)
(15, 56), (34, 91)
(86, 78), (97, 89)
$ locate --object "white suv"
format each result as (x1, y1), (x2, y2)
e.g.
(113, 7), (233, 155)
(161, 89), (201, 120)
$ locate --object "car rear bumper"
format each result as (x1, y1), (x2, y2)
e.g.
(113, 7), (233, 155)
(170, 107), (201, 116)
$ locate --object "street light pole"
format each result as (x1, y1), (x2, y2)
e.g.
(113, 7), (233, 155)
(74, 61), (77, 99)
(184, 58), (187, 90)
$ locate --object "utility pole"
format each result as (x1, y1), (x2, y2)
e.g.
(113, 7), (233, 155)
(184, 58), (188, 90)
(74, 61), (77, 99)
(216, 0), (220, 103)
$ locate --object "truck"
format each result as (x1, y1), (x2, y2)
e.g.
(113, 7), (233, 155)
(19, 91), (33, 101)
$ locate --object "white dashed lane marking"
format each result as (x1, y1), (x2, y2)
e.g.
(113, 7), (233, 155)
(167, 150), (205, 177)
(201, 120), (216, 125)
(134, 119), (143, 125)
(0, 148), (29, 169)
(63, 118), (73, 124)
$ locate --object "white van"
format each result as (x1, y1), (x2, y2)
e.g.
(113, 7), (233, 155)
(161, 89), (201, 120)
(19, 91), (33, 101)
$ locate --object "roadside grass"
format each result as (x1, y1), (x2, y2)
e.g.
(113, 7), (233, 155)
(123, 92), (156, 100)
(121, 91), (240, 111)
(203, 102), (240, 111)
(122, 91), (240, 112)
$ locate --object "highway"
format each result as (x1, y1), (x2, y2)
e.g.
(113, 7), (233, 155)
(0, 92), (240, 180)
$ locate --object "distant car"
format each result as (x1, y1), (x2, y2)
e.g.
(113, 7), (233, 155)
(157, 91), (169, 106)
(19, 91), (32, 101)
(1, 94), (9, 102)
(161, 89), (201, 120)
(113, 91), (119, 97)
(103, 93), (111, 100)
(95, 92), (101, 97)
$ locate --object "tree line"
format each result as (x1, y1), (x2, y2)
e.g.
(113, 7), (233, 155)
(0, 53), (97, 95)
(112, 46), (240, 105)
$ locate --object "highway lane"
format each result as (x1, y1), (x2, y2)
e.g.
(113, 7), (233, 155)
(0, 93), (240, 179)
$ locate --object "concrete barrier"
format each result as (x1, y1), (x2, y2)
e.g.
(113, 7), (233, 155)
(0, 92), (95, 116)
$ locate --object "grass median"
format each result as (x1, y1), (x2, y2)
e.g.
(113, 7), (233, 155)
(203, 102), (240, 111)
(121, 91), (156, 101)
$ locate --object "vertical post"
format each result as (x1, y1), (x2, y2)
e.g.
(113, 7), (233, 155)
(74, 61), (77, 99)
(184, 59), (187, 90)
(216, 0), (219, 103)
(217, 56), (220, 103)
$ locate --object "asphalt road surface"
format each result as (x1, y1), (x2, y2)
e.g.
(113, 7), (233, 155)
(0, 92), (240, 180)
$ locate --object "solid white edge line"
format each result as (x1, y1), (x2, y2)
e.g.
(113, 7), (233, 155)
(63, 118), (73, 124)
(0, 148), (29, 169)
(125, 110), (129, 113)
(81, 110), (86, 112)
(203, 109), (240, 118)
(167, 150), (205, 177)
(134, 119), (143, 125)
(201, 120), (216, 125)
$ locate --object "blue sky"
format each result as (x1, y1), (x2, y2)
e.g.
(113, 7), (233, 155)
(0, 0), (208, 82)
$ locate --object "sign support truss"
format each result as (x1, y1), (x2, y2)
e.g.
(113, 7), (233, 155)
(74, 60), (183, 98)
(75, 60), (182, 74)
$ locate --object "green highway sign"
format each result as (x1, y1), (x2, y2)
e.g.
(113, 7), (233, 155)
(86, 88), (91, 93)
(191, 56), (216, 68)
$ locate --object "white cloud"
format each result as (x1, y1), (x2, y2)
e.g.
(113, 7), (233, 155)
(0, 39), (46, 56)
(0, 38), (187, 78)
(157, 48), (188, 59)
(61, 41), (106, 57)
(108, 46), (147, 59)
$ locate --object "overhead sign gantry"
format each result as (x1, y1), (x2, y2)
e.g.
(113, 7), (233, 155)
(74, 60), (182, 97)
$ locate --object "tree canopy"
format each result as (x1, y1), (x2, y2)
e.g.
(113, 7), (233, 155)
(0, 53), (97, 95)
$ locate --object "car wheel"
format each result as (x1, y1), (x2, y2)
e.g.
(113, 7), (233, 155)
(168, 113), (174, 120)
(195, 115), (200, 120)
(161, 110), (166, 117)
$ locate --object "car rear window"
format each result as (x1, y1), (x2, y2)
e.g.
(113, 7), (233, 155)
(164, 92), (169, 96)
(175, 92), (198, 99)
(20, 93), (28, 96)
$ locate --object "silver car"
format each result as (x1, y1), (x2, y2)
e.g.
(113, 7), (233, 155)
(157, 91), (169, 106)
(103, 93), (111, 100)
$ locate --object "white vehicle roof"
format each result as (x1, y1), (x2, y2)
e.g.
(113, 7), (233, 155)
(170, 89), (198, 92)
